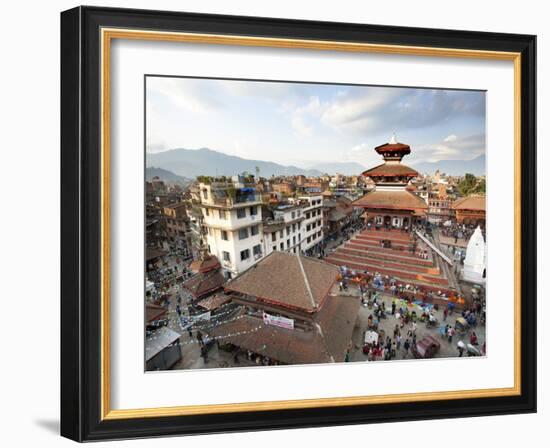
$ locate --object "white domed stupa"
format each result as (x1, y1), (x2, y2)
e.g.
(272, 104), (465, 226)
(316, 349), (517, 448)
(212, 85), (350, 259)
(462, 226), (486, 283)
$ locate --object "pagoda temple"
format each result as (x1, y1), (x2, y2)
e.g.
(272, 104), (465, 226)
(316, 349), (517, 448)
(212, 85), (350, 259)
(354, 136), (427, 230)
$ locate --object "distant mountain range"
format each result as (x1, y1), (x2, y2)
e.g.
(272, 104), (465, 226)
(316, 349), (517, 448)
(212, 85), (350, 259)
(146, 147), (366, 178)
(146, 167), (192, 185)
(411, 155), (486, 176)
(146, 147), (484, 179)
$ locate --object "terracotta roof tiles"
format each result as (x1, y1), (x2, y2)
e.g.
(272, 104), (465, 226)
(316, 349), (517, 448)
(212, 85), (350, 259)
(362, 163), (419, 178)
(224, 252), (339, 312)
(182, 270), (225, 299)
(208, 295), (359, 364)
(353, 190), (428, 211)
(452, 195), (486, 211)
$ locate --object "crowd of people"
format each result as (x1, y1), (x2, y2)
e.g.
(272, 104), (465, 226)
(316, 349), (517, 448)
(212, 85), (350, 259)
(440, 222), (485, 243)
(338, 266), (454, 304)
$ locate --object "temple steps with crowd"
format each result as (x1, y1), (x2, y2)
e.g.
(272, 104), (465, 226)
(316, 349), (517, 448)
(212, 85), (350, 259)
(325, 228), (455, 296)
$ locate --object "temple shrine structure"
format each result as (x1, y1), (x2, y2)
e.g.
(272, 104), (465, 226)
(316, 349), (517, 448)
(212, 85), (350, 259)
(325, 137), (459, 305)
(353, 135), (427, 229)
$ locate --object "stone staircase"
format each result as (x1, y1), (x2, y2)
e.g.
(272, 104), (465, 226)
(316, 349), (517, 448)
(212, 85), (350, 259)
(325, 228), (455, 296)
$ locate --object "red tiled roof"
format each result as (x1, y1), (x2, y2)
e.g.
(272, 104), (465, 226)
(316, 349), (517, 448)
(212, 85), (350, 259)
(197, 294), (231, 311)
(208, 295), (359, 364)
(224, 252), (339, 312)
(189, 255), (221, 273)
(146, 303), (166, 324)
(353, 190), (428, 211)
(362, 163), (419, 178)
(452, 195), (486, 211)
(375, 142), (411, 154)
(182, 270), (225, 299)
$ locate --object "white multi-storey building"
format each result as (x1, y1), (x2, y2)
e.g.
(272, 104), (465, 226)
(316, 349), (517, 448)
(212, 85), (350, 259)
(294, 194), (324, 254)
(199, 180), (264, 279)
(262, 203), (305, 256)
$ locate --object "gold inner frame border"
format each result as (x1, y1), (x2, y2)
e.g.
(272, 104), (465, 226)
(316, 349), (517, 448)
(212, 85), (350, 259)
(99, 27), (522, 420)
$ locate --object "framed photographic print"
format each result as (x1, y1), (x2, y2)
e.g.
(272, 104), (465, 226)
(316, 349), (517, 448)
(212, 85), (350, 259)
(60, 6), (537, 441)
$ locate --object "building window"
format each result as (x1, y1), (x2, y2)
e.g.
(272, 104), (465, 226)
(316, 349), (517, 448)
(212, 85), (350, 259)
(237, 208), (246, 219)
(204, 208), (210, 216)
(238, 228), (249, 240)
(253, 244), (262, 257)
(250, 206), (257, 216)
(280, 242), (284, 250)
(240, 249), (250, 261)
(272, 246), (277, 252)
(307, 236), (311, 243)
(218, 210), (227, 220)
(271, 233), (277, 242)
(291, 211), (295, 219)
(293, 236), (296, 245)
(317, 231), (322, 238)
(222, 251), (230, 262)
(292, 223), (296, 232)
(250, 225), (259, 236)
(221, 230), (229, 241)
(287, 239), (290, 249)
(279, 230), (284, 238)
(306, 224), (311, 232)
(306, 212), (311, 219)
(202, 189), (208, 200)
(286, 226), (290, 236)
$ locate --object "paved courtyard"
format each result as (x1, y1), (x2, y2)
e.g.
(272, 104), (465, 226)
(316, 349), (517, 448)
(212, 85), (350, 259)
(153, 234), (486, 370)
(347, 285), (486, 362)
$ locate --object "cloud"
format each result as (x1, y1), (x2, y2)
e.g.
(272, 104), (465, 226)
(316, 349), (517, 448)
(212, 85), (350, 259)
(291, 87), (485, 137)
(147, 77), (223, 113)
(291, 96), (324, 137)
(350, 143), (369, 153)
(444, 134), (458, 142)
(413, 133), (486, 163)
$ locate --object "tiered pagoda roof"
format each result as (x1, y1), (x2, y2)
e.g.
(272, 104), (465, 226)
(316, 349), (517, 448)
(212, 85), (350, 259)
(354, 190), (427, 211)
(362, 163), (419, 178)
(374, 135), (411, 161)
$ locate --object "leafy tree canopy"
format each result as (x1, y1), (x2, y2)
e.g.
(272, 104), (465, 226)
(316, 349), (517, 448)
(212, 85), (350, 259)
(458, 173), (485, 196)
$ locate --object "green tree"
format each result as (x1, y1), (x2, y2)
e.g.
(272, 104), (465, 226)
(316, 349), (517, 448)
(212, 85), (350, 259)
(474, 178), (486, 193)
(458, 173), (477, 196)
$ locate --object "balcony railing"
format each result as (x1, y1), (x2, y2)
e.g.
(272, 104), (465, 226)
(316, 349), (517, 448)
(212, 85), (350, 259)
(212, 194), (262, 206)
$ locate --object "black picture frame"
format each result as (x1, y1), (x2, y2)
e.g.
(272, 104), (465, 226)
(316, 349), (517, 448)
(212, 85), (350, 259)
(61, 5), (536, 442)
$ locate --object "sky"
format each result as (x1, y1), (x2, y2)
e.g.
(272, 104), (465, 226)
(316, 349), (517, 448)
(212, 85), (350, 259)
(146, 76), (486, 168)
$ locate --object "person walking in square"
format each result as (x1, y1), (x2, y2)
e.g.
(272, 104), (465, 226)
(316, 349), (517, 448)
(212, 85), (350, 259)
(403, 339), (410, 358)
(447, 326), (454, 344)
